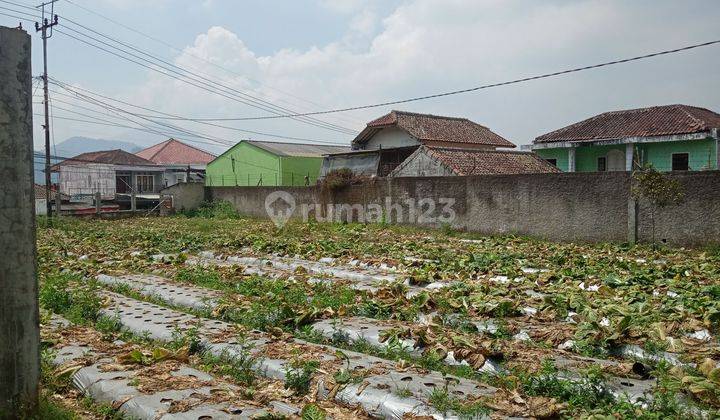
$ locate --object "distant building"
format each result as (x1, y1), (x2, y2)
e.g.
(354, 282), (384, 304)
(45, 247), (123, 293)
(135, 138), (215, 186)
(52, 149), (164, 200)
(390, 146), (559, 177)
(33, 184), (69, 215)
(529, 104), (720, 172)
(206, 140), (350, 187)
(321, 110), (520, 177)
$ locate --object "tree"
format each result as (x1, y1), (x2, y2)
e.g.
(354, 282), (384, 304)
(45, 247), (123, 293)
(631, 164), (685, 247)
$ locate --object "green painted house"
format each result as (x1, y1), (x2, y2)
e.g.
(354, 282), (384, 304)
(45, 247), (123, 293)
(529, 105), (720, 172)
(206, 140), (350, 187)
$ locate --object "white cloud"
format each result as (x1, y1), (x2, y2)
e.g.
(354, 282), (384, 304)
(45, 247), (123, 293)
(54, 0), (720, 152)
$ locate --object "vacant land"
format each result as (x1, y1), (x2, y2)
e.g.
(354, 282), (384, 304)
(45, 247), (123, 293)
(37, 208), (720, 419)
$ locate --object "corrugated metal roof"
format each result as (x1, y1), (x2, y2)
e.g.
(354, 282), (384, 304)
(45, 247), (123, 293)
(246, 140), (350, 157)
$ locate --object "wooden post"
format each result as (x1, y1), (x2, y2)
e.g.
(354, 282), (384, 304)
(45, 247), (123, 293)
(0, 26), (39, 417)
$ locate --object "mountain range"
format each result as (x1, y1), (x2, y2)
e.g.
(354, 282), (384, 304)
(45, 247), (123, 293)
(34, 137), (143, 184)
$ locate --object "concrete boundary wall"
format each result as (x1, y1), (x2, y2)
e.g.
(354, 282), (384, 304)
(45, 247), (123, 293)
(179, 171), (720, 247)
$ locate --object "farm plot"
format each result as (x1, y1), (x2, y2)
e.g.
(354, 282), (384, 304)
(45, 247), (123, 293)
(37, 215), (720, 418)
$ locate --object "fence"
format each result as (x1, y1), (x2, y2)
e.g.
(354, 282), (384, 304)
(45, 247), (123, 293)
(182, 171), (720, 247)
(205, 172), (320, 187)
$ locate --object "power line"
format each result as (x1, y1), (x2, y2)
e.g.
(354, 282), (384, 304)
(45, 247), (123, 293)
(49, 82), (349, 144)
(56, 16), (359, 134)
(52, 26), (355, 137)
(39, 11), (357, 135)
(162, 38), (720, 121)
(60, 0), (365, 128)
(49, 78), (350, 146)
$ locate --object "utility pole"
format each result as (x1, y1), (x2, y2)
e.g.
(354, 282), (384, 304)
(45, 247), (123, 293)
(0, 25), (39, 417)
(35, 0), (59, 218)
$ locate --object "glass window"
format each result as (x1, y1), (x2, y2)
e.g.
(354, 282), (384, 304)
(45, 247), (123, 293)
(597, 157), (607, 172)
(672, 153), (689, 171)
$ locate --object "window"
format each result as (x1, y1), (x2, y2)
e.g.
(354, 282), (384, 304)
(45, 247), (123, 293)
(136, 174), (154, 192)
(672, 153), (689, 171)
(545, 158), (557, 167)
(597, 156), (607, 172)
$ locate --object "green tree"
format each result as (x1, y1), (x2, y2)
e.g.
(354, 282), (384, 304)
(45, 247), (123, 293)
(631, 165), (685, 247)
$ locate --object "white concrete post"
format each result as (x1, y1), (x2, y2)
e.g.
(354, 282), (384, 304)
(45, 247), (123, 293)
(625, 143), (635, 171)
(0, 26), (39, 416)
(568, 148), (576, 172)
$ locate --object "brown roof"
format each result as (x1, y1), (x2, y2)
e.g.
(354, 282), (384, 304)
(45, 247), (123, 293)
(135, 139), (216, 165)
(354, 110), (515, 148)
(535, 104), (720, 144)
(401, 146), (560, 176)
(53, 149), (155, 169)
(34, 184), (69, 200)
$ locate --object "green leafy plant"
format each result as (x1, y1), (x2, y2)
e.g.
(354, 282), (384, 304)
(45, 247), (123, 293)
(631, 165), (685, 247)
(285, 359), (319, 395)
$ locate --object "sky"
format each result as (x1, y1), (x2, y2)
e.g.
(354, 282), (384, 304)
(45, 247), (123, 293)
(2, 0), (719, 156)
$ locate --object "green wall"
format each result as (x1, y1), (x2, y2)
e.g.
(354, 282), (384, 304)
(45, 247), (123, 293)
(535, 148), (569, 172)
(535, 138), (717, 172)
(636, 139), (716, 171)
(576, 144), (625, 172)
(206, 142), (280, 186)
(280, 156), (323, 186)
(206, 142), (327, 186)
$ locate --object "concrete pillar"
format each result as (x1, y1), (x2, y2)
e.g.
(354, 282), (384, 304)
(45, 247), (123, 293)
(714, 129), (719, 169)
(54, 193), (61, 216)
(627, 197), (638, 244)
(95, 192), (101, 214)
(0, 26), (39, 416)
(130, 192), (136, 212)
(625, 143), (634, 171)
(568, 148), (576, 172)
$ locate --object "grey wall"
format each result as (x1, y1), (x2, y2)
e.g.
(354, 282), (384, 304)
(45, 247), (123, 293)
(201, 171), (720, 247)
(391, 149), (456, 177)
(161, 182), (206, 212)
(0, 26), (39, 415)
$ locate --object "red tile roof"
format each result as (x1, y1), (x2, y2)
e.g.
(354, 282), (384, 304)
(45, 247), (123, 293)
(415, 146), (560, 176)
(354, 110), (515, 148)
(135, 139), (216, 165)
(53, 149), (154, 169)
(535, 104), (720, 144)
(34, 184), (69, 200)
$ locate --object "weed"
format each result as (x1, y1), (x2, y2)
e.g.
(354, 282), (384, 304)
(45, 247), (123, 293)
(95, 315), (123, 340)
(34, 395), (78, 420)
(39, 272), (101, 324)
(300, 403), (326, 420)
(185, 200), (239, 219)
(169, 325), (203, 354)
(201, 348), (258, 386)
(285, 360), (319, 395)
(428, 385), (489, 418)
(394, 387), (413, 398)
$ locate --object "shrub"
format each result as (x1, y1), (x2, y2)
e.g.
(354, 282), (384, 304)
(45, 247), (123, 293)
(185, 200), (239, 219)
